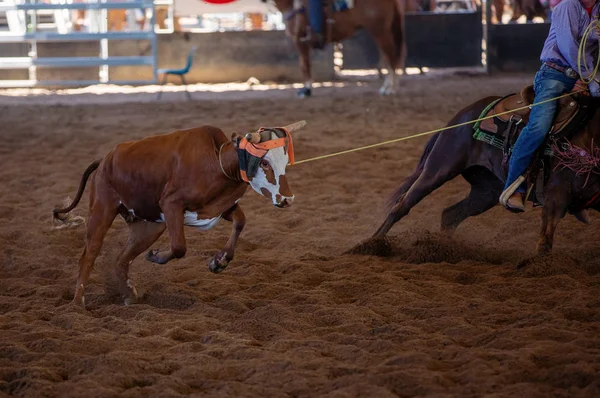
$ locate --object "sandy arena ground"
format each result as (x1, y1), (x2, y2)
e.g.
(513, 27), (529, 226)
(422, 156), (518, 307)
(1, 72), (599, 397)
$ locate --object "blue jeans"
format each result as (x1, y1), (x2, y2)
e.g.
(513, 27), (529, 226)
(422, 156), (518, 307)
(504, 64), (577, 193)
(308, 0), (323, 35)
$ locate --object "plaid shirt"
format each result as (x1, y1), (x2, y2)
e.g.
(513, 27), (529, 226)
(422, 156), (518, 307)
(541, 0), (600, 96)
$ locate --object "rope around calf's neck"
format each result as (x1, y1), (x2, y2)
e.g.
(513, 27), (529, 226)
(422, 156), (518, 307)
(219, 142), (240, 182)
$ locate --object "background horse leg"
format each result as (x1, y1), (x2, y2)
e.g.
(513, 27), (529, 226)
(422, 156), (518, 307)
(370, 31), (398, 95)
(492, 0), (504, 23)
(441, 166), (504, 233)
(365, 7), (404, 96)
(296, 42), (313, 98)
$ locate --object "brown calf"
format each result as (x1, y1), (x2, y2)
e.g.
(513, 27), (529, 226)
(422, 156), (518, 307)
(53, 121), (306, 307)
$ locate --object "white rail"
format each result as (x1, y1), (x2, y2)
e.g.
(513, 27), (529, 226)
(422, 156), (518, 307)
(0, 0), (158, 87)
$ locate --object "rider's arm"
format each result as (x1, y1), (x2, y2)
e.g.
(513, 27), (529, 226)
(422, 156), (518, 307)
(589, 79), (600, 96)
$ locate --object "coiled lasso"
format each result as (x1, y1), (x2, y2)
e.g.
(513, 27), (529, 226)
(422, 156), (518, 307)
(577, 16), (600, 83)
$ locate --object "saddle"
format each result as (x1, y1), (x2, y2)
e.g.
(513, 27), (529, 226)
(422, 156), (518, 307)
(474, 85), (593, 206)
(478, 85), (580, 136)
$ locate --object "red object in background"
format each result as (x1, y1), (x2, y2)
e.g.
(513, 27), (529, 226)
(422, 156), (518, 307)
(202, 0), (237, 4)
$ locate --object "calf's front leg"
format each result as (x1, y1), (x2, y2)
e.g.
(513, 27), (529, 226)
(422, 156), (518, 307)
(209, 204), (246, 273)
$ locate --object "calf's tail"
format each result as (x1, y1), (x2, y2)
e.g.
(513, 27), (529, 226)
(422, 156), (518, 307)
(52, 160), (101, 222)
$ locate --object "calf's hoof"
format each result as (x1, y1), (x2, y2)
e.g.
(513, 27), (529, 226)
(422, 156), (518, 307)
(208, 252), (230, 274)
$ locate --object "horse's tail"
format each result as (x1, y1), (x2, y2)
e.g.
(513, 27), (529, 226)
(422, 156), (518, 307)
(52, 160), (101, 223)
(386, 132), (441, 210)
(392, 0), (407, 69)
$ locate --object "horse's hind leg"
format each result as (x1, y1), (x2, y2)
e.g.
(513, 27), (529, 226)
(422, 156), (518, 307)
(441, 166), (504, 233)
(536, 177), (570, 255)
(105, 218), (166, 305)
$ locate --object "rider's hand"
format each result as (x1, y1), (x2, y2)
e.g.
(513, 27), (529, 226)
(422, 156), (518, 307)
(575, 79), (590, 94)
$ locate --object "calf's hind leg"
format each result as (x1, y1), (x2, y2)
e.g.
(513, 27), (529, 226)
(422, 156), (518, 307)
(106, 219), (166, 304)
(441, 166), (504, 233)
(74, 181), (120, 307)
(146, 200), (186, 264)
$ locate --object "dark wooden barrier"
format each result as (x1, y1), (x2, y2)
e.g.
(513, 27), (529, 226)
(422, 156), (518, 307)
(341, 11), (483, 70)
(486, 22), (549, 73)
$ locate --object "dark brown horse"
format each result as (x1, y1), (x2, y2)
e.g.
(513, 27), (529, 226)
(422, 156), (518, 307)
(266, 0), (406, 97)
(372, 95), (600, 255)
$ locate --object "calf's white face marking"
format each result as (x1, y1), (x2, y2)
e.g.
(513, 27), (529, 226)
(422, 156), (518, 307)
(248, 143), (294, 207)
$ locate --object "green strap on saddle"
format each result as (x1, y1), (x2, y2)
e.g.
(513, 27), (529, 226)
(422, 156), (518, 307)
(472, 97), (554, 156)
(472, 98), (504, 150)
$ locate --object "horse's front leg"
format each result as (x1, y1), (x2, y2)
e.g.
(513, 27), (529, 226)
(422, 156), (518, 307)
(536, 180), (570, 255)
(295, 40), (313, 98)
(367, 29), (397, 96)
(208, 204), (246, 273)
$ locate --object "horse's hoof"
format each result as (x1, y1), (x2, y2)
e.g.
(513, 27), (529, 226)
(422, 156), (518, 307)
(379, 86), (396, 96)
(72, 295), (85, 308)
(535, 242), (552, 256)
(123, 295), (137, 306)
(208, 253), (229, 274)
(572, 209), (591, 225)
(297, 87), (312, 98)
(145, 249), (168, 264)
(73, 284), (86, 308)
(123, 280), (138, 306)
(145, 249), (158, 263)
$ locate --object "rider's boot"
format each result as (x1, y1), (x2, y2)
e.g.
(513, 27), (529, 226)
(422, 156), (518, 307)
(506, 192), (525, 213)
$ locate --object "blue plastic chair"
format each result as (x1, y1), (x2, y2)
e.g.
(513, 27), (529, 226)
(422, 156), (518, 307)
(157, 46), (197, 100)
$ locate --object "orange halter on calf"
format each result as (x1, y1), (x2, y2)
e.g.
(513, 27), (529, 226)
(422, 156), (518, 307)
(237, 127), (295, 183)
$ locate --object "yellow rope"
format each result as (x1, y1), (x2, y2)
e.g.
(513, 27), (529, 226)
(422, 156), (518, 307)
(578, 17), (600, 84)
(291, 90), (582, 166)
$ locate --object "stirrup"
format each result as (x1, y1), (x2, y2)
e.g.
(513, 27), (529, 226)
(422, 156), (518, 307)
(499, 175), (526, 207)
